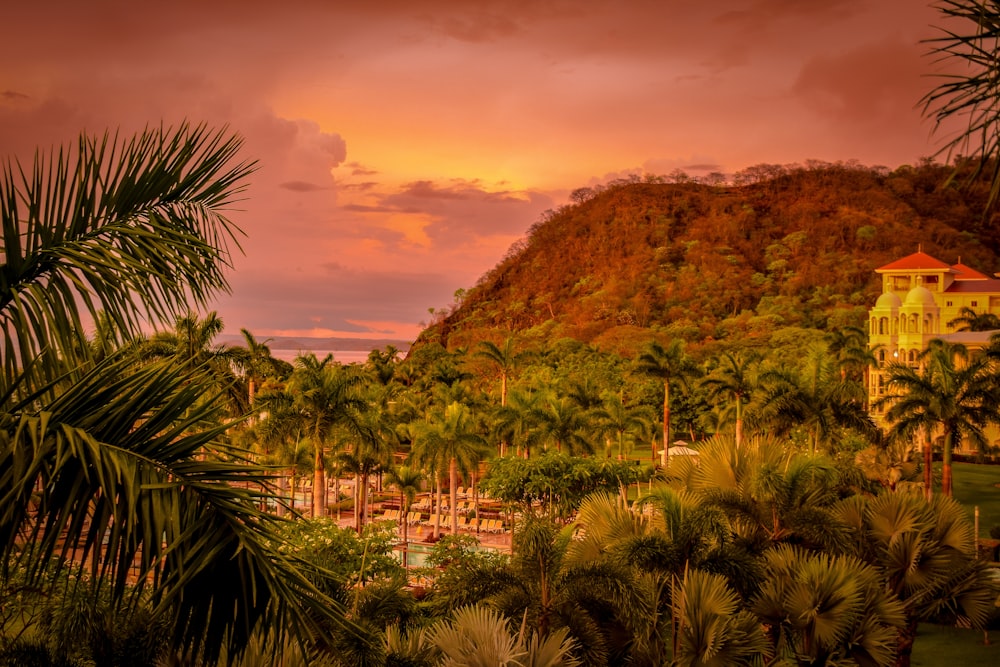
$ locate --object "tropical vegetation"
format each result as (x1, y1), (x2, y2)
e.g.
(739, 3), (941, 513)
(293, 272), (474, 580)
(5, 3), (1000, 664)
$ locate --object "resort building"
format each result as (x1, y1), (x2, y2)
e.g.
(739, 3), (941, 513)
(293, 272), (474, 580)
(868, 249), (1000, 431)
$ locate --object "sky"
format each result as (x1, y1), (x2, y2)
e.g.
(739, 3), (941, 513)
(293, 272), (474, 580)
(0, 0), (963, 343)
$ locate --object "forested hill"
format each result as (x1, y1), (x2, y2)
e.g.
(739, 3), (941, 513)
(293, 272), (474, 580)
(417, 161), (1000, 357)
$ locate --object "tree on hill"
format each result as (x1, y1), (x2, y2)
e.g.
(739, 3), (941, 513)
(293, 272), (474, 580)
(415, 160), (1000, 356)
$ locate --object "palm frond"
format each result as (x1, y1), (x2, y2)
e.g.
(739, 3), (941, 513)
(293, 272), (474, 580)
(0, 352), (360, 664)
(1, 124), (254, 394)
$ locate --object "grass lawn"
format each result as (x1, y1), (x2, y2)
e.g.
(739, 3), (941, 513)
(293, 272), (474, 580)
(947, 462), (1000, 539)
(911, 623), (998, 666)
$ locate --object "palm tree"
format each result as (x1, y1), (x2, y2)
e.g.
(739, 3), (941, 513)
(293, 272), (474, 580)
(565, 490), (741, 664)
(947, 305), (1000, 332)
(233, 327), (286, 411)
(1, 124), (362, 663)
(753, 343), (876, 453)
(672, 569), (770, 667)
(593, 393), (652, 460)
(683, 436), (851, 552)
(337, 391), (397, 532)
(492, 516), (644, 665)
(282, 355), (372, 517)
(385, 466), (423, 567)
(366, 345), (401, 386)
(491, 389), (545, 459)
(419, 402), (488, 536)
(835, 491), (998, 666)
(824, 325), (873, 381)
(635, 340), (700, 465)
(140, 309), (248, 416)
(750, 544), (904, 666)
(476, 337), (529, 456)
(426, 604), (581, 666)
(876, 339), (997, 496)
(700, 350), (759, 447)
(536, 396), (596, 457)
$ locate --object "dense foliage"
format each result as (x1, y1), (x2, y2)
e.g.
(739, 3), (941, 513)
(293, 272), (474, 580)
(422, 160), (1000, 357)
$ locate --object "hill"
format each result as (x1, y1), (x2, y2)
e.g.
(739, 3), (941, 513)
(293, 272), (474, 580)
(416, 160), (1000, 357)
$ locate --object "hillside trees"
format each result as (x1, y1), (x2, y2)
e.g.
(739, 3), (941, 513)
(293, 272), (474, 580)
(419, 161), (1000, 353)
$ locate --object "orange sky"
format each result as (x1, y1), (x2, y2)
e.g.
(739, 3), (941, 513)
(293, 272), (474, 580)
(1, 1), (959, 342)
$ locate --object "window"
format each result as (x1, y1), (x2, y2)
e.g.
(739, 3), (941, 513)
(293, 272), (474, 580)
(946, 301), (953, 307)
(972, 301), (978, 307)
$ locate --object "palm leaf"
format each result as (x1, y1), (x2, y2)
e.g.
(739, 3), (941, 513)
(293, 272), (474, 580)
(0, 353), (363, 664)
(1, 123), (252, 395)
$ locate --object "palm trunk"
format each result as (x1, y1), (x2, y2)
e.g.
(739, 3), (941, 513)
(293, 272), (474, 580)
(360, 472), (370, 530)
(276, 473), (288, 516)
(735, 398), (743, 448)
(539, 556), (550, 638)
(433, 477), (442, 541)
(335, 475), (341, 521)
(922, 428), (932, 501)
(662, 379), (670, 466)
(473, 475), (481, 535)
(402, 497), (410, 570)
(942, 432), (954, 497)
(354, 473), (362, 531)
(313, 447), (325, 518)
(895, 620), (919, 667)
(450, 457), (459, 534)
(500, 375), (508, 457)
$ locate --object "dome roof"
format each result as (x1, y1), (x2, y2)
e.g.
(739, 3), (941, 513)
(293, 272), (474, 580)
(904, 285), (937, 307)
(874, 291), (902, 309)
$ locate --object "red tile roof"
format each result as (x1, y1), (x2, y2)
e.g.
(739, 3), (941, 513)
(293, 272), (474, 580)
(944, 279), (1000, 293)
(950, 262), (991, 280)
(875, 251), (954, 272)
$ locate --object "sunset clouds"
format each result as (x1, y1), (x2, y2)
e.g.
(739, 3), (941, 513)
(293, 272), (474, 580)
(1, 0), (949, 341)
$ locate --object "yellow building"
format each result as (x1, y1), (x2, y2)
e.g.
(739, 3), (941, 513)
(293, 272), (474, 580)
(868, 249), (1000, 427)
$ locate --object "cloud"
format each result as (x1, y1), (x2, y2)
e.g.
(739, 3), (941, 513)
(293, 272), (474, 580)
(1, 90), (30, 102)
(792, 39), (926, 124)
(280, 180), (330, 192)
(349, 163), (379, 176)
